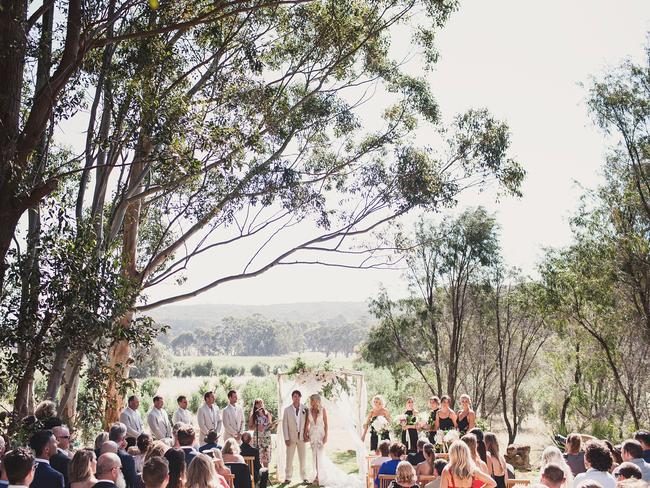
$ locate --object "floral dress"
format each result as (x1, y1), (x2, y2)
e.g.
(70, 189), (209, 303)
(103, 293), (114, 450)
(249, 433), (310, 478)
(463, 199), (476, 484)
(252, 412), (272, 465)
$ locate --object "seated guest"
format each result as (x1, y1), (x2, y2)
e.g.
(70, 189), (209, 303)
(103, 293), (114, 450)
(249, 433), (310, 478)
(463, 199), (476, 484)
(93, 453), (124, 488)
(176, 425), (198, 467)
(209, 449), (232, 480)
(142, 456), (169, 488)
(94, 433), (109, 459)
(408, 439), (427, 466)
(564, 433), (587, 476)
(108, 422), (140, 488)
(389, 461), (418, 488)
(198, 431), (221, 453)
(30, 429), (65, 488)
(240, 432), (268, 488)
(540, 463), (566, 488)
(221, 439), (245, 464)
(372, 440), (392, 468)
(3, 447), (36, 487)
(144, 442), (169, 464)
(376, 442), (406, 487)
(163, 449), (185, 488)
(186, 453), (229, 488)
(541, 446), (573, 487)
(574, 440), (615, 488)
(134, 434), (152, 473)
(51, 425), (72, 487)
(614, 462), (643, 481)
(621, 440), (650, 481)
(99, 442), (119, 455)
(416, 442), (436, 477)
(634, 431), (650, 463)
(69, 449), (98, 488)
(439, 441), (496, 488)
(424, 459), (448, 488)
(461, 433), (489, 474)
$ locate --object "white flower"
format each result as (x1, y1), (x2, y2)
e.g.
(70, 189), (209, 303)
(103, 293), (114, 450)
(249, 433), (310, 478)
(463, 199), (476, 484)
(371, 415), (389, 432)
(444, 429), (460, 444)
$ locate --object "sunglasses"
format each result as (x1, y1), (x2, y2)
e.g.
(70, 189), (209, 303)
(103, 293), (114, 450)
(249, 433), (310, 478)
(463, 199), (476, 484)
(57, 435), (70, 439)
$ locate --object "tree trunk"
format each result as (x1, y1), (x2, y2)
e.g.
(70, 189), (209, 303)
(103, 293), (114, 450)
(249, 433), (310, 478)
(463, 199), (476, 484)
(103, 131), (151, 427)
(45, 343), (69, 400)
(58, 351), (83, 426)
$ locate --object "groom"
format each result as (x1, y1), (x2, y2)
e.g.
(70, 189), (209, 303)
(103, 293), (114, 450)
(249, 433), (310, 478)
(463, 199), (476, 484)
(282, 389), (310, 483)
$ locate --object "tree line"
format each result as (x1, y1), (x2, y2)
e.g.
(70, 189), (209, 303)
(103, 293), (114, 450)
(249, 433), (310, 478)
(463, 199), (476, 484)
(160, 314), (369, 357)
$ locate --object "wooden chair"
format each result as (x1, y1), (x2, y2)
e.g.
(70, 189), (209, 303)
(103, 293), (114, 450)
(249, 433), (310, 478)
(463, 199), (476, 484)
(418, 475), (436, 487)
(242, 456), (255, 487)
(506, 479), (531, 488)
(435, 453), (449, 460)
(224, 473), (235, 488)
(379, 474), (396, 488)
(368, 464), (381, 488)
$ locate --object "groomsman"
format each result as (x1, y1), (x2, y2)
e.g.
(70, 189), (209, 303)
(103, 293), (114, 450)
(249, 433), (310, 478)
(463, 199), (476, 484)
(222, 390), (244, 442)
(172, 395), (193, 425)
(197, 391), (222, 443)
(147, 396), (172, 440)
(282, 390), (309, 484)
(119, 395), (144, 447)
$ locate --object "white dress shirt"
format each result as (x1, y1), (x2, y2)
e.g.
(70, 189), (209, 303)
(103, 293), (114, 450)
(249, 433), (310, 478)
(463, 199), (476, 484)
(197, 403), (222, 440)
(119, 407), (144, 438)
(575, 468), (616, 488)
(222, 403), (244, 440)
(147, 407), (172, 440)
(173, 407), (193, 425)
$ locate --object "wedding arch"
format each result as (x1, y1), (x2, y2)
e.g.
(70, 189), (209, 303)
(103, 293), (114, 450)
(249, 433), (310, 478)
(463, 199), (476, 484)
(275, 361), (368, 486)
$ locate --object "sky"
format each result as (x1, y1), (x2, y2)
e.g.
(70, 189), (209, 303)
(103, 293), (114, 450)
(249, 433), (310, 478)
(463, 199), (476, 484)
(63, 0), (650, 307)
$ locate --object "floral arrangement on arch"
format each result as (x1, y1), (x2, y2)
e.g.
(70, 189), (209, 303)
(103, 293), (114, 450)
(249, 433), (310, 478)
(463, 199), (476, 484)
(286, 357), (351, 400)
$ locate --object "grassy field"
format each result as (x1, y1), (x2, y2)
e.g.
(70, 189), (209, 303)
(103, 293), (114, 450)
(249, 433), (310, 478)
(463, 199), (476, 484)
(176, 352), (357, 370)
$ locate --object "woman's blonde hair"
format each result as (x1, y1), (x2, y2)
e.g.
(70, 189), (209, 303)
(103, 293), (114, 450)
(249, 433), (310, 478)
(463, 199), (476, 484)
(396, 460), (418, 484)
(186, 453), (218, 488)
(34, 400), (57, 420)
(372, 395), (386, 407)
(69, 449), (95, 483)
(94, 432), (109, 451)
(145, 440), (169, 462)
(461, 433), (480, 464)
(449, 441), (475, 480)
(310, 393), (322, 413)
(540, 446), (573, 486)
(222, 438), (240, 455)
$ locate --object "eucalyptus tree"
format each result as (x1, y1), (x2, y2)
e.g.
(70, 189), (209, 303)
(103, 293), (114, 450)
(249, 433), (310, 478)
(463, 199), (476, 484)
(363, 207), (504, 402)
(2, 0), (526, 426)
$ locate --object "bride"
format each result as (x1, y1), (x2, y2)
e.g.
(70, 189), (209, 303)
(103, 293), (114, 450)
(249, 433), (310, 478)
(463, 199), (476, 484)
(305, 393), (329, 486)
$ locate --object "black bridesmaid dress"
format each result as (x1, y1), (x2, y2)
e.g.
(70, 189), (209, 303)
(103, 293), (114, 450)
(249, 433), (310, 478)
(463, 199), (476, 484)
(401, 409), (419, 453)
(427, 408), (438, 443)
(457, 412), (470, 434)
(370, 415), (390, 451)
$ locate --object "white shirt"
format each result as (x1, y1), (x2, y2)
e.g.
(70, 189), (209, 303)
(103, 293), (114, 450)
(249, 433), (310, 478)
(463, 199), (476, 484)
(197, 403), (222, 439)
(8, 485), (29, 488)
(575, 469), (616, 488)
(147, 407), (172, 440)
(629, 458), (650, 481)
(173, 407), (193, 425)
(222, 403), (244, 440)
(119, 407), (144, 438)
(34, 458), (50, 465)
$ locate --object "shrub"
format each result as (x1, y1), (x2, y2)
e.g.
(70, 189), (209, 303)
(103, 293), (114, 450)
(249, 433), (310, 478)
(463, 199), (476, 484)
(250, 363), (269, 377)
(192, 360), (214, 377)
(240, 377), (278, 418)
(189, 380), (212, 412)
(219, 365), (245, 377)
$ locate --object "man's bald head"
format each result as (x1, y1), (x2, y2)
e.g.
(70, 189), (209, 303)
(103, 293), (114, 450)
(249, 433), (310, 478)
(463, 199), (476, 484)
(96, 453), (122, 481)
(100, 440), (119, 455)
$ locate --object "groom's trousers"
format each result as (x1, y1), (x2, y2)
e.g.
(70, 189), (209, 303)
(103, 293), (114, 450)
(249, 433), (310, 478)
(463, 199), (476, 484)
(285, 440), (307, 481)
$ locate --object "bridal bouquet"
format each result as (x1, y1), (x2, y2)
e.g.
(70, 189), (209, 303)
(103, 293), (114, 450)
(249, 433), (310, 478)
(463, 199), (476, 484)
(370, 415), (389, 434)
(395, 414), (408, 426)
(443, 429), (460, 444)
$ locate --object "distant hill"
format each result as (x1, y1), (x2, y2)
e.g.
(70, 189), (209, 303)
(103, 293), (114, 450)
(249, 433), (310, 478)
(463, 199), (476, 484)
(148, 301), (371, 334)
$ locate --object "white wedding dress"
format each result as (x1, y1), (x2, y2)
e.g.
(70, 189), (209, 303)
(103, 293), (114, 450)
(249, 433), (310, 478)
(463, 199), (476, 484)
(309, 410), (327, 484)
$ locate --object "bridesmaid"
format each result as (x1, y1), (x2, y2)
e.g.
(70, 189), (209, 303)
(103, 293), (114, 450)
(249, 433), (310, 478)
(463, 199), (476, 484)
(401, 397), (419, 454)
(457, 394), (475, 435)
(361, 395), (391, 452)
(427, 396), (440, 444)
(434, 395), (457, 431)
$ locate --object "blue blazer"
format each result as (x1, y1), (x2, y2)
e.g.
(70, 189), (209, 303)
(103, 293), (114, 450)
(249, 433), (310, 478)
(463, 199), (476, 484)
(181, 446), (199, 467)
(30, 461), (64, 488)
